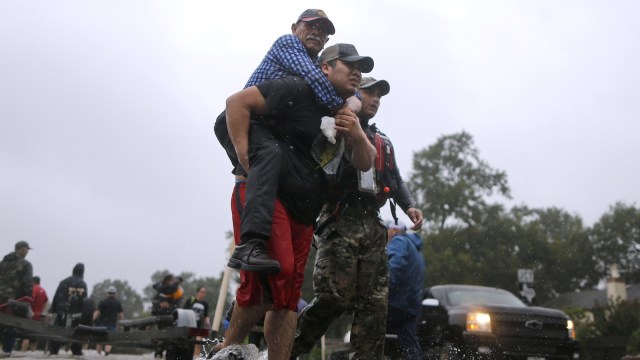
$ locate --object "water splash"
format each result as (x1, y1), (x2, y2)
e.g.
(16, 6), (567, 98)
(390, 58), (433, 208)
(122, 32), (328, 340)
(207, 344), (263, 360)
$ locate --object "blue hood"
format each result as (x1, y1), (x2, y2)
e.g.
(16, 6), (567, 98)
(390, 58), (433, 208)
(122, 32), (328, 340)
(397, 232), (423, 251)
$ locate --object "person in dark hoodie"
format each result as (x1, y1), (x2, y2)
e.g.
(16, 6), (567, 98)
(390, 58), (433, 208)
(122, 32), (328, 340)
(48, 263), (88, 356)
(0, 241), (33, 357)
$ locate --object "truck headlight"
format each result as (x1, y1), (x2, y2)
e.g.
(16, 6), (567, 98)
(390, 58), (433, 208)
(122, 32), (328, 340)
(467, 312), (491, 333)
(567, 319), (576, 339)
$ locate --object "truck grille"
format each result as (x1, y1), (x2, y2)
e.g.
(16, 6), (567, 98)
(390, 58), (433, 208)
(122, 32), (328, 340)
(492, 312), (568, 340)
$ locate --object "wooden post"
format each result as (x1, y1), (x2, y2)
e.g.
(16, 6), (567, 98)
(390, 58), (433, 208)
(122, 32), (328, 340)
(211, 239), (235, 335)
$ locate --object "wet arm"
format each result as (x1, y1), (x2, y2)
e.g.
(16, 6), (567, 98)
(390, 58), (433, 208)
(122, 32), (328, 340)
(225, 87), (268, 173)
(390, 158), (424, 230)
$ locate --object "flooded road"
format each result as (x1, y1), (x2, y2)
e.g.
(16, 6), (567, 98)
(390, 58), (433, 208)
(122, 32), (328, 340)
(3, 351), (156, 360)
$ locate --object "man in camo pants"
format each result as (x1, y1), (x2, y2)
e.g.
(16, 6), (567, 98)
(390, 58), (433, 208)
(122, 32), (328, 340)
(291, 77), (424, 359)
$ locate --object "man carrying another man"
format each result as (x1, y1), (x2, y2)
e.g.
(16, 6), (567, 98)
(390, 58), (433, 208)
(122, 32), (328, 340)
(215, 9), (362, 274)
(216, 43), (376, 360)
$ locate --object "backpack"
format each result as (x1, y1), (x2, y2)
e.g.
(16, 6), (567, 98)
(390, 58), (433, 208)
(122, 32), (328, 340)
(371, 124), (398, 195)
(370, 124), (401, 223)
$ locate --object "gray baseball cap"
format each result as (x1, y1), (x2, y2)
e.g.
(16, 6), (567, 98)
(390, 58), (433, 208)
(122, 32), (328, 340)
(15, 240), (32, 251)
(360, 77), (390, 96)
(319, 44), (374, 73)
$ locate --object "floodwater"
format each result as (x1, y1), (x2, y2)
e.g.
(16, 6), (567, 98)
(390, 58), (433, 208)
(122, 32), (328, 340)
(3, 351), (156, 360)
(6, 344), (267, 360)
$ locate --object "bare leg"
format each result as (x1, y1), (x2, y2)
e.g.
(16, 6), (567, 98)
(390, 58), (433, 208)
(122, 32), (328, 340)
(105, 344), (112, 354)
(263, 309), (297, 360)
(221, 303), (270, 347)
(96, 344), (103, 354)
(193, 336), (202, 358)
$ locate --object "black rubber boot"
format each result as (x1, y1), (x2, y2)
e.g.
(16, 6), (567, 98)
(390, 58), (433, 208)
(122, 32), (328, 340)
(227, 238), (280, 274)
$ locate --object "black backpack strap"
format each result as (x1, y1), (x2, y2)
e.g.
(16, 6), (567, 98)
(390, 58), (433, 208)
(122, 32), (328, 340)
(389, 198), (399, 225)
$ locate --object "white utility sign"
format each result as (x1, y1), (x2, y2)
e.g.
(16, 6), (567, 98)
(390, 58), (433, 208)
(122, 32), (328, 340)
(518, 268), (534, 283)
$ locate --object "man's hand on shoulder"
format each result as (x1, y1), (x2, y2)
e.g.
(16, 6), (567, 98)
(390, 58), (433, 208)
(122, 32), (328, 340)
(407, 208), (424, 231)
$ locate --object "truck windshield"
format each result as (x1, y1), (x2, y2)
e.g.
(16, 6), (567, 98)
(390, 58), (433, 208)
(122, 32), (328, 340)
(447, 289), (526, 307)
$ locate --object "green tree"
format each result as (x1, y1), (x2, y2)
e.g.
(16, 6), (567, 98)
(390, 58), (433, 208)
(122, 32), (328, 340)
(411, 132), (598, 301)
(570, 299), (640, 340)
(591, 202), (640, 283)
(423, 204), (520, 293)
(424, 205), (597, 302)
(409, 131), (510, 230)
(509, 206), (598, 302)
(92, 279), (144, 319)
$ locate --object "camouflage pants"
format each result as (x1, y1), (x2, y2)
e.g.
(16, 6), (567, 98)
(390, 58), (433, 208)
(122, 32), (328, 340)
(293, 208), (389, 360)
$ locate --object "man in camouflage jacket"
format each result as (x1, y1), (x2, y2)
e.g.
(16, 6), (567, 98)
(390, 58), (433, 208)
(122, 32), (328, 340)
(0, 241), (33, 355)
(292, 77), (424, 359)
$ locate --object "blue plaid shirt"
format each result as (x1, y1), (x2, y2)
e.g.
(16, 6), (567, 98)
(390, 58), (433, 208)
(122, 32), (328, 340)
(245, 34), (344, 110)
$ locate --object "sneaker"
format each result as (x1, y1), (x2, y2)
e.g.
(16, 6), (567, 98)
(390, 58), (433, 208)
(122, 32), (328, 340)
(227, 239), (280, 274)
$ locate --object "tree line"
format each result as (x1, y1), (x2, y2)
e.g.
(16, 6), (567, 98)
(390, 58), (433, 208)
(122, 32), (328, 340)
(90, 270), (230, 327)
(407, 131), (640, 304)
(92, 131), (639, 322)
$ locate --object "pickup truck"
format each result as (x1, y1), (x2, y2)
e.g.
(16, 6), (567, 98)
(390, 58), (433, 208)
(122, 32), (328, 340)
(419, 284), (580, 359)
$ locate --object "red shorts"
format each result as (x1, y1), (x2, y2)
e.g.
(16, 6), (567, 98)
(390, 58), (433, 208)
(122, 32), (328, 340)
(231, 181), (313, 311)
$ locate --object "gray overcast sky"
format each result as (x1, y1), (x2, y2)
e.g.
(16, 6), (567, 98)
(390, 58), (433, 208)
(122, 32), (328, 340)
(1, 0), (639, 296)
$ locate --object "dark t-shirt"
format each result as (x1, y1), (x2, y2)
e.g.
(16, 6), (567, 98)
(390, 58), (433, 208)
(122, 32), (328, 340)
(183, 298), (209, 328)
(254, 76), (332, 224)
(256, 76), (327, 156)
(97, 297), (123, 327)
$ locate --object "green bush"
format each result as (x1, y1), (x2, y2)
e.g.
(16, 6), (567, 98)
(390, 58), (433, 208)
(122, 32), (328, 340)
(564, 306), (597, 341)
(565, 299), (640, 342)
(592, 298), (640, 337)
(627, 328), (640, 355)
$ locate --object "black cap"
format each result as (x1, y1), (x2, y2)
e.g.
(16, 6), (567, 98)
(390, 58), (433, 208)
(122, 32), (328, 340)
(15, 240), (31, 251)
(319, 43), (374, 73)
(297, 9), (335, 35)
(360, 77), (390, 96)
